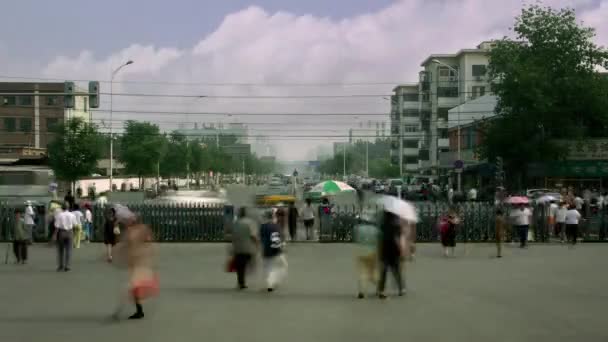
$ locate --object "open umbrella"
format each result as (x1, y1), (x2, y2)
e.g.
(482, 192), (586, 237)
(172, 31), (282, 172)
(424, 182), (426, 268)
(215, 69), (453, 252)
(379, 196), (419, 223)
(536, 194), (559, 203)
(308, 180), (355, 197)
(505, 196), (529, 205)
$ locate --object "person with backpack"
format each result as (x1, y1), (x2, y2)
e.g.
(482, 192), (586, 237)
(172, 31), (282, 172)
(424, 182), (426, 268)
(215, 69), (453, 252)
(259, 210), (287, 292)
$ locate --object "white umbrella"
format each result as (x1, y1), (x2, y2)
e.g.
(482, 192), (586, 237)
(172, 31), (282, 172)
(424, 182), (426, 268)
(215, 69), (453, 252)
(537, 195), (558, 203)
(379, 196), (418, 223)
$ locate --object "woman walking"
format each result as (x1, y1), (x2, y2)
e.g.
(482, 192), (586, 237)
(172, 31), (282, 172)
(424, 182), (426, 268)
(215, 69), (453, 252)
(301, 198), (315, 240)
(565, 205), (581, 246)
(13, 209), (29, 264)
(104, 208), (119, 262)
(441, 209), (459, 257)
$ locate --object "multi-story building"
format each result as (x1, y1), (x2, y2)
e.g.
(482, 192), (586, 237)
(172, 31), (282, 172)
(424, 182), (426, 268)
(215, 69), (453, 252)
(389, 41), (494, 176)
(350, 121), (387, 143)
(0, 82), (90, 160)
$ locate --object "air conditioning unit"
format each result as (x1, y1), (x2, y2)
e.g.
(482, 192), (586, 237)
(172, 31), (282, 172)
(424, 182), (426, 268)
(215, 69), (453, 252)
(475, 76), (483, 81)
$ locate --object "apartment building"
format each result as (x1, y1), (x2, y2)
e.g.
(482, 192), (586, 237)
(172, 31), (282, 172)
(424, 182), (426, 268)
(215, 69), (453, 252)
(0, 82), (90, 159)
(389, 41), (494, 175)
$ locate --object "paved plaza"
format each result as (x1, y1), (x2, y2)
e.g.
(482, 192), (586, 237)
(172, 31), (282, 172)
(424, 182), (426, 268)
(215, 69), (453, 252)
(0, 242), (606, 342)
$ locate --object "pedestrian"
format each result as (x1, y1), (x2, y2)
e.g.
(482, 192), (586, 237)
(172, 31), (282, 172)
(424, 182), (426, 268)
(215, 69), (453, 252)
(301, 198), (315, 240)
(112, 212), (158, 320)
(354, 212), (379, 299)
(275, 207), (288, 243)
(231, 207), (258, 290)
(71, 204), (84, 249)
(53, 203), (75, 271)
(24, 201), (36, 243)
(64, 190), (75, 209)
(287, 202), (298, 242)
(555, 202), (567, 242)
(495, 209), (507, 258)
(548, 200), (558, 238)
(440, 209), (459, 257)
(447, 187), (454, 205)
(104, 207), (119, 262)
(565, 204), (582, 246)
(510, 204), (532, 248)
(377, 210), (406, 299)
(260, 210), (287, 292)
(12, 209), (28, 264)
(84, 204), (93, 242)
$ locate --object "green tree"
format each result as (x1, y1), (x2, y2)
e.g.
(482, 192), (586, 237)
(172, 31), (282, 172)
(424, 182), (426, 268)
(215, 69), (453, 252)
(47, 117), (103, 187)
(482, 5), (608, 186)
(160, 132), (189, 179)
(119, 121), (166, 187)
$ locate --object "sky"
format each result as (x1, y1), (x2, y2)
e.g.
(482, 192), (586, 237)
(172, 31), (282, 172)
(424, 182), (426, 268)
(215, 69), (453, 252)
(0, 0), (607, 161)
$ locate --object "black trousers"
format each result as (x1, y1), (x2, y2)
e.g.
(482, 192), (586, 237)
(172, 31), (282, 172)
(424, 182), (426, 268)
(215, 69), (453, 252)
(378, 258), (403, 294)
(288, 223), (297, 241)
(566, 224), (578, 245)
(234, 253), (252, 287)
(13, 240), (28, 262)
(517, 225), (529, 247)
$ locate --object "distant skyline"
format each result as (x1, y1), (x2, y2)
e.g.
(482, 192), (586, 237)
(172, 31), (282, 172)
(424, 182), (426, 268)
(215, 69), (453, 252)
(1, 0), (606, 160)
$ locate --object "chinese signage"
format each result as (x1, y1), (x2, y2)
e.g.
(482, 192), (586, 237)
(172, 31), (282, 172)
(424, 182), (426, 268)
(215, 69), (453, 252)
(554, 139), (608, 160)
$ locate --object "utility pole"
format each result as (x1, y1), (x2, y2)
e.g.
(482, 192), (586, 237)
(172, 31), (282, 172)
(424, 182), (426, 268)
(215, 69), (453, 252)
(109, 60), (134, 192)
(343, 143), (347, 180)
(365, 139), (369, 176)
(398, 90), (404, 177)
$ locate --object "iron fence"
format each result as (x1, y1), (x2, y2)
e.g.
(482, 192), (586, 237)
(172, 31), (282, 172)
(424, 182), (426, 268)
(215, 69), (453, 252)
(1, 201), (607, 243)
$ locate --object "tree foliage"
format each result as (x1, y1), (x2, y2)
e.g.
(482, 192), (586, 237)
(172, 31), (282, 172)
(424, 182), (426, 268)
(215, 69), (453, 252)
(47, 118), (103, 183)
(482, 5), (608, 180)
(318, 138), (393, 177)
(118, 121), (166, 178)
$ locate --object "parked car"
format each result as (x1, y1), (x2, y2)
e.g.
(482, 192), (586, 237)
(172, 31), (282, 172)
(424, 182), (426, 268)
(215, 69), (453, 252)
(374, 183), (385, 193)
(386, 179), (404, 196)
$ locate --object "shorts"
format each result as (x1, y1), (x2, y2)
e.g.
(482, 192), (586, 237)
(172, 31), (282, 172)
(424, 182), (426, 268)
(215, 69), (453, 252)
(130, 275), (160, 300)
(303, 219), (314, 228)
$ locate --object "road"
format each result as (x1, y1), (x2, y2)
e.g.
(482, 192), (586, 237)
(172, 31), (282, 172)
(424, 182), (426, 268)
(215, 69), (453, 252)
(1, 243), (606, 342)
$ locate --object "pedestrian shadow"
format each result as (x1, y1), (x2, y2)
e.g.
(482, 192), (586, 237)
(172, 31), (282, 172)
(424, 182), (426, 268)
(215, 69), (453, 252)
(0, 313), (106, 324)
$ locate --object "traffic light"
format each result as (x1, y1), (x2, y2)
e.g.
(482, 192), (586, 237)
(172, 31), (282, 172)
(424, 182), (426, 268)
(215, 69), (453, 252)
(88, 81), (100, 108)
(64, 81), (75, 108)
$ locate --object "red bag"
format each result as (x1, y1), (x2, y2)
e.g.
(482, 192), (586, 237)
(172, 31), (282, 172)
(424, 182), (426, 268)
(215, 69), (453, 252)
(226, 257), (236, 273)
(439, 217), (450, 234)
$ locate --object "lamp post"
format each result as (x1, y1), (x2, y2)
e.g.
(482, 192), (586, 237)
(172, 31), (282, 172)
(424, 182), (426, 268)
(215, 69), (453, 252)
(109, 60), (134, 192)
(432, 59), (462, 193)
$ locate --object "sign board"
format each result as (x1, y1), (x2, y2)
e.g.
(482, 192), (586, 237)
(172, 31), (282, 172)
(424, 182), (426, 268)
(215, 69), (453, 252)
(223, 144), (251, 157)
(554, 139), (608, 160)
(308, 160), (321, 168)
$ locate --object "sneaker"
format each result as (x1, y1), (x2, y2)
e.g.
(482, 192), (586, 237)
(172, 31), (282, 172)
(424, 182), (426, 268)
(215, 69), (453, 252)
(64, 267), (71, 272)
(357, 293), (365, 299)
(267, 288), (274, 292)
(128, 312), (144, 320)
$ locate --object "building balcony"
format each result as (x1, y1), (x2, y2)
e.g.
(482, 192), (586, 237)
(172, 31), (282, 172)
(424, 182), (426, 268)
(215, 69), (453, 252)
(436, 119), (448, 129)
(405, 163), (419, 172)
(403, 148), (419, 156)
(437, 96), (461, 108)
(437, 138), (450, 149)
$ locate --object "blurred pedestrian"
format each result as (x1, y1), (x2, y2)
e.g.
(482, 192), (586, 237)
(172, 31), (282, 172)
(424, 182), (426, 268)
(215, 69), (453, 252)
(354, 213), (379, 299)
(565, 204), (582, 246)
(548, 200), (558, 238)
(24, 201), (35, 243)
(377, 210), (406, 299)
(495, 209), (507, 258)
(64, 190), (75, 209)
(84, 204), (93, 242)
(260, 210), (287, 292)
(104, 208), (119, 263)
(301, 198), (315, 240)
(276, 207), (288, 242)
(112, 213), (158, 320)
(231, 207), (258, 290)
(511, 204), (532, 248)
(555, 202), (567, 242)
(287, 202), (298, 242)
(71, 204), (84, 249)
(54, 203), (75, 271)
(440, 209), (459, 257)
(13, 209), (28, 264)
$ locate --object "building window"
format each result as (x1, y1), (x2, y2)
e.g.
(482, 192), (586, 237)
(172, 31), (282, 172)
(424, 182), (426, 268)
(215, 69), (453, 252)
(438, 108), (449, 121)
(404, 156), (418, 164)
(46, 96), (59, 106)
(438, 66), (458, 81)
(403, 109), (419, 117)
(403, 125), (419, 133)
(83, 97), (88, 112)
(19, 118), (32, 132)
(3, 118), (16, 132)
(403, 140), (418, 148)
(472, 86), (486, 99)
(402, 93), (418, 102)
(472, 65), (487, 77)
(438, 128), (449, 139)
(46, 118), (60, 131)
(437, 87), (458, 97)
(18, 96), (33, 106)
(2, 96), (16, 105)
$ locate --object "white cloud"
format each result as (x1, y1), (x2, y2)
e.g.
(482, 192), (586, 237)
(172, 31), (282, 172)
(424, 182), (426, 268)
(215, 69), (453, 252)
(29, 0), (608, 159)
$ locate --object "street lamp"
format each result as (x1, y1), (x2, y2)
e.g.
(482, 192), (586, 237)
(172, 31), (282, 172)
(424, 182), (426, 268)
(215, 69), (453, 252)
(109, 60), (134, 192)
(431, 59), (462, 193)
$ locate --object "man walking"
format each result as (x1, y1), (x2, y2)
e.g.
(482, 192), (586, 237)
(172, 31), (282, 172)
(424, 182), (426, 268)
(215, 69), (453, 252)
(24, 201), (36, 243)
(13, 209), (29, 264)
(260, 210), (287, 292)
(54, 204), (75, 271)
(231, 207), (258, 290)
(511, 204), (532, 248)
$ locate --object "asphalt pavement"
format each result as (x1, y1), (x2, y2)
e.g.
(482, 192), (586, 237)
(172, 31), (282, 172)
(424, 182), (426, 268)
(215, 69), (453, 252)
(1, 242), (606, 342)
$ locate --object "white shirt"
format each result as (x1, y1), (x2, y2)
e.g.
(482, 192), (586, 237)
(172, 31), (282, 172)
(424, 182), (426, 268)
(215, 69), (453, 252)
(72, 211), (84, 226)
(468, 188), (477, 200)
(574, 197), (584, 210)
(549, 203), (558, 218)
(24, 205), (35, 225)
(556, 207), (567, 223)
(84, 209), (92, 223)
(301, 205), (314, 220)
(511, 208), (532, 226)
(54, 210), (75, 231)
(565, 209), (581, 225)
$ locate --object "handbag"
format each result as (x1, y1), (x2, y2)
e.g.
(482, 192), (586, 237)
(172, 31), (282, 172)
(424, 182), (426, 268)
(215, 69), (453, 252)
(113, 226), (121, 235)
